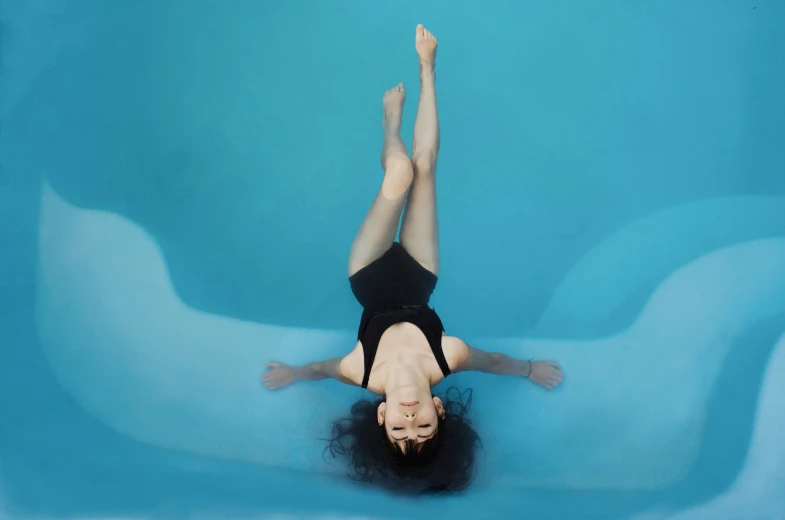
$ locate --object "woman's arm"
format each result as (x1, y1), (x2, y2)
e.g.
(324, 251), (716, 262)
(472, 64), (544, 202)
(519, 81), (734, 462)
(262, 357), (356, 390)
(453, 342), (564, 390)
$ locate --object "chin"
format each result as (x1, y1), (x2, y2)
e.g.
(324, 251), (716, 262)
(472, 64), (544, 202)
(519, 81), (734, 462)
(391, 387), (420, 399)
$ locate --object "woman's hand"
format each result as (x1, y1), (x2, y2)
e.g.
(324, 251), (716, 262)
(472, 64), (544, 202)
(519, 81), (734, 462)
(524, 360), (564, 390)
(262, 361), (298, 390)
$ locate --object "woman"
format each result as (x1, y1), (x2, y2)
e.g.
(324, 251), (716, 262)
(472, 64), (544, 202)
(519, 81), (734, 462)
(262, 24), (564, 493)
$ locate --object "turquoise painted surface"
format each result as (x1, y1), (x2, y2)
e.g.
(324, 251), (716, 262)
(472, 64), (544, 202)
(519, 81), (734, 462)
(1, 1), (784, 519)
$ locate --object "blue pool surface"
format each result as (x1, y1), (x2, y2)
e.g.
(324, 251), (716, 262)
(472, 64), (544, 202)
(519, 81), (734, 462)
(2, 1), (785, 519)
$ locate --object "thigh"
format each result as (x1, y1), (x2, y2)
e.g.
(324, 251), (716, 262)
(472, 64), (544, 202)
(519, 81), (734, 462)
(348, 191), (407, 277)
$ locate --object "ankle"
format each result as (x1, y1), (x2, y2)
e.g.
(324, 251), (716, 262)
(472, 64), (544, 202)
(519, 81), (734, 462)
(419, 60), (436, 76)
(382, 117), (402, 137)
(383, 120), (401, 132)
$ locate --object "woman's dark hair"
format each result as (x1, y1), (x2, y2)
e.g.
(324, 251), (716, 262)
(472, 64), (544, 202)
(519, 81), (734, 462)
(325, 387), (481, 495)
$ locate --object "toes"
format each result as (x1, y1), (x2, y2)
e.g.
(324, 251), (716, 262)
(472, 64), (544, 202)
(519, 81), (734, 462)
(385, 83), (405, 96)
(416, 24), (435, 42)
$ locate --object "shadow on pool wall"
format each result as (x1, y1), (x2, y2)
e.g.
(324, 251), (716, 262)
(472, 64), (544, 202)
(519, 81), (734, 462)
(2, 0), (785, 519)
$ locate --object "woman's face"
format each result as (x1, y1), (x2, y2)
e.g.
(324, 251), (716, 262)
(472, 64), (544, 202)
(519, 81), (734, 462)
(377, 395), (445, 449)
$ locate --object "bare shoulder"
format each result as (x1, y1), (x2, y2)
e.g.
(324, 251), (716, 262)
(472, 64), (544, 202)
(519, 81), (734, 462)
(441, 335), (470, 371)
(337, 340), (364, 385)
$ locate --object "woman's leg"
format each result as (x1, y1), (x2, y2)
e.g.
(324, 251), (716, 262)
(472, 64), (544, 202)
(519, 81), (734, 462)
(400, 25), (440, 275)
(348, 83), (414, 276)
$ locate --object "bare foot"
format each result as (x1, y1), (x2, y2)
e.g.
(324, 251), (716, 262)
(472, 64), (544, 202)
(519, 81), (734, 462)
(382, 82), (406, 133)
(415, 24), (438, 68)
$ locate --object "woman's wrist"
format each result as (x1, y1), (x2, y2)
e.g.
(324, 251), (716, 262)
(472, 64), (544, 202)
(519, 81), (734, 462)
(292, 365), (311, 381)
(294, 363), (329, 381)
(519, 359), (533, 378)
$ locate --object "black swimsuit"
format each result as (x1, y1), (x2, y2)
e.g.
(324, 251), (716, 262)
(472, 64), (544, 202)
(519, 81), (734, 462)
(348, 242), (451, 389)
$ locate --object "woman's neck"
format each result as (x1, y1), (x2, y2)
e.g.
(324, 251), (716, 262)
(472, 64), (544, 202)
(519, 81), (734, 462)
(380, 355), (431, 395)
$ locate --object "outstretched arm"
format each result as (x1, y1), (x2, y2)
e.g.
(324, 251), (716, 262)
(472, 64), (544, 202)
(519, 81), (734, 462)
(454, 343), (564, 390)
(262, 357), (356, 390)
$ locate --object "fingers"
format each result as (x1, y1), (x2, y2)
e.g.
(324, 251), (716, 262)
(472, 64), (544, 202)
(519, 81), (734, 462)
(261, 377), (281, 390)
(546, 367), (563, 387)
(545, 361), (564, 379)
(262, 362), (291, 390)
(261, 371), (281, 390)
(535, 371), (563, 391)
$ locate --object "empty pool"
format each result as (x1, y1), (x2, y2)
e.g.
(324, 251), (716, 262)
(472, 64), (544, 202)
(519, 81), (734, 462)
(1, 1), (784, 519)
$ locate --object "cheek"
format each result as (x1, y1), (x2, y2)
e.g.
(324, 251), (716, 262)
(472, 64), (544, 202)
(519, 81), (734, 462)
(421, 410), (438, 423)
(386, 416), (404, 428)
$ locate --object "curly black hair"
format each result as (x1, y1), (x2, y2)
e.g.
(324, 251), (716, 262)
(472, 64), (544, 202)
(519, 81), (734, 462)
(325, 387), (481, 495)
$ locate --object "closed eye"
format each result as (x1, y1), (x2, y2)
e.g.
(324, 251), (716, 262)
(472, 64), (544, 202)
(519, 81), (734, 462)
(391, 425), (435, 441)
(392, 425), (430, 432)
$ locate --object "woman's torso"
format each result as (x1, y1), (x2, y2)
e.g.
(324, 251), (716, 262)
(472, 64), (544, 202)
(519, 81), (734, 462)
(339, 322), (467, 394)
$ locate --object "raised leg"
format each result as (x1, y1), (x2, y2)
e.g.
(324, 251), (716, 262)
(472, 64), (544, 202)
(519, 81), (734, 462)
(400, 24), (440, 275)
(348, 83), (414, 276)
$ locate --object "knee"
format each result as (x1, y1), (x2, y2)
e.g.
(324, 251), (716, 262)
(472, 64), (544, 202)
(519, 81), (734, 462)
(384, 151), (413, 174)
(412, 151), (436, 177)
(382, 152), (413, 199)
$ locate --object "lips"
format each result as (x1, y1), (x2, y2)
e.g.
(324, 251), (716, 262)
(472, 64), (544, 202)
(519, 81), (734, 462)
(400, 401), (419, 406)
